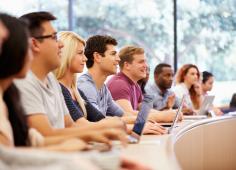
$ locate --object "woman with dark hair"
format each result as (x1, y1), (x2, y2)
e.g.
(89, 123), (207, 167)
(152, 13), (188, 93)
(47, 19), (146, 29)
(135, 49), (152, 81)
(0, 13), (151, 170)
(201, 71), (214, 95)
(0, 13), (90, 149)
(173, 64), (201, 113)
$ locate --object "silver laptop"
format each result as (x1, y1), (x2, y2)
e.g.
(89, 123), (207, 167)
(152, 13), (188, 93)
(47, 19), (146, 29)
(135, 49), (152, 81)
(197, 95), (215, 116)
(167, 95), (185, 134)
(128, 94), (154, 143)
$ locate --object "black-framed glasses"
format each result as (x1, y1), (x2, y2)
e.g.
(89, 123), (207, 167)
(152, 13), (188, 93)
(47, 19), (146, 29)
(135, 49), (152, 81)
(34, 32), (58, 41)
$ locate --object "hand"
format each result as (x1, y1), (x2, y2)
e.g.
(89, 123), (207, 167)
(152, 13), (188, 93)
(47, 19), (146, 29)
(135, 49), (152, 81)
(167, 94), (175, 109)
(55, 138), (88, 152)
(99, 117), (127, 131)
(143, 121), (167, 135)
(120, 156), (152, 170)
(82, 128), (128, 147)
(158, 109), (183, 123)
(212, 107), (223, 116)
(182, 107), (194, 115)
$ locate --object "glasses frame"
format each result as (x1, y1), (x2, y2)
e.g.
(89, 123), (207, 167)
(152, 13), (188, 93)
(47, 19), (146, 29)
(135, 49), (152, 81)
(34, 32), (58, 41)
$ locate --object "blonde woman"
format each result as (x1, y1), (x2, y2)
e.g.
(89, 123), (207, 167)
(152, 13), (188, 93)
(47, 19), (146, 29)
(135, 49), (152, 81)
(54, 31), (126, 127)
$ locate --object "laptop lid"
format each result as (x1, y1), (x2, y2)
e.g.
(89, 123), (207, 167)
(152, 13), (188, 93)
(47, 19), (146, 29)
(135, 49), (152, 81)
(168, 95), (185, 134)
(197, 95), (215, 116)
(131, 94), (154, 140)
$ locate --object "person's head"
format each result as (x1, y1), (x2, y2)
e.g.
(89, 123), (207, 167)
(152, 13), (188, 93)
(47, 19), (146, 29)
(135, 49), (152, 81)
(85, 35), (119, 75)
(0, 13), (32, 80)
(176, 64), (200, 87)
(20, 11), (64, 72)
(0, 13), (31, 146)
(154, 63), (174, 90)
(119, 45), (147, 82)
(55, 31), (86, 79)
(202, 71), (214, 93)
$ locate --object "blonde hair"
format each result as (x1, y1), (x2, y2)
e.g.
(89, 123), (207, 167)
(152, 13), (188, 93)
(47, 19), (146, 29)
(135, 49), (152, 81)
(54, 31), (87, 118)
(118, 45), (144, 70)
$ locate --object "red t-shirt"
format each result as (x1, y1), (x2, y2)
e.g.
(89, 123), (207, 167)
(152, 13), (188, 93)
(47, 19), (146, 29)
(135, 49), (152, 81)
(107, 72), (143, 110)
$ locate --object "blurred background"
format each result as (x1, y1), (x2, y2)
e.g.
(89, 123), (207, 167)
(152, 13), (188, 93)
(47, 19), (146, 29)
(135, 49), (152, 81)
(1, 0), (236, 105)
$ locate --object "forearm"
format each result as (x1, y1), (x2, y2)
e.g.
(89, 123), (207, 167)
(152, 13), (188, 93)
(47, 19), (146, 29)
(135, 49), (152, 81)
(121, 115), (136, 124)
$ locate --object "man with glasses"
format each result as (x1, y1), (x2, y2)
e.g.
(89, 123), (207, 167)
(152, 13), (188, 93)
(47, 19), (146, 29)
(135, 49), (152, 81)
(14, 11), (127, 144)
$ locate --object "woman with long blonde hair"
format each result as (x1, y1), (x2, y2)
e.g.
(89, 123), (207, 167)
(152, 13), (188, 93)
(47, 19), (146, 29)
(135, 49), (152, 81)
(54, 31), (120, 124)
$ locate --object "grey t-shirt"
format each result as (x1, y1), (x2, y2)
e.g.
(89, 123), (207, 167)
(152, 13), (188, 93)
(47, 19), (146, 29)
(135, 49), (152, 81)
(14, 71), (68, 129)
(77, 72), (124, 117)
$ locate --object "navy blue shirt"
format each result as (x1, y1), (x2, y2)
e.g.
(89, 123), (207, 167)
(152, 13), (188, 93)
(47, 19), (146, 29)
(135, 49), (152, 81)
(60, 83), (105, 122)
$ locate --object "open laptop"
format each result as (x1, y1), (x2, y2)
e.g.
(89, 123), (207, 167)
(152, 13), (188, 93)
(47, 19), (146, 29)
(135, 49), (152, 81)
(128, 94), (154, 143)
(160, 95), (185, 134)
(184, 95), (215, 120)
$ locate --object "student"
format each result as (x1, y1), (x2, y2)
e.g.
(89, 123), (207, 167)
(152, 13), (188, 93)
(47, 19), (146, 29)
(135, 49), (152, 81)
(173, 64), (201, 112)
(107, 45), (181, 123)
(145, 63), (178, 110)
(0, 12), (151, 170)
(78, 35), (166, 134)
(0, 12), (102, 170)
(201, 71), (214, 95)
(14, 11), (127, 145)
(54, 31), (125, 127)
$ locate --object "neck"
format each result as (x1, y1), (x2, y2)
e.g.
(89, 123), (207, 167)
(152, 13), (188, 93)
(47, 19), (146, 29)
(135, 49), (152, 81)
(157, 84), (167, 94)
(121, 70), (138, 83)
(31, 57), (50, 83)
(183, 81), (192, 90)
(88, 67), (108, 90)
(58, 70), (74, 89)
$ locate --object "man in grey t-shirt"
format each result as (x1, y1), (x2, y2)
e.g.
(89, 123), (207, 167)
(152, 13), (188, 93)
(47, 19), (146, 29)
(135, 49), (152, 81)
(77, 35), (124, 117)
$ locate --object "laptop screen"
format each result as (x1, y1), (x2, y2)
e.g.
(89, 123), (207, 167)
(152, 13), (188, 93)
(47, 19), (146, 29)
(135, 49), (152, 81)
(132, 94), (154, 136)
(168, 95), (185, 134)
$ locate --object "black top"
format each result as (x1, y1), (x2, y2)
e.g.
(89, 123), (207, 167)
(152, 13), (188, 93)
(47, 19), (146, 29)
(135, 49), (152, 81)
(60, 83), (105, 122)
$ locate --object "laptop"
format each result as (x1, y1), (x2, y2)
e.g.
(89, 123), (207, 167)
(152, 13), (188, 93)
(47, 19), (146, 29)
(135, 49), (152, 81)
(184, 95), (215, 120)
(198, 95), (215, 116)
(162, 95), (185, 134)
(128, 94), (154, 143)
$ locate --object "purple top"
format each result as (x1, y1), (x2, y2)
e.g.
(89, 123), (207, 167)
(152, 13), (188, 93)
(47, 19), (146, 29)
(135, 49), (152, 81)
(107, 72), (143, 110)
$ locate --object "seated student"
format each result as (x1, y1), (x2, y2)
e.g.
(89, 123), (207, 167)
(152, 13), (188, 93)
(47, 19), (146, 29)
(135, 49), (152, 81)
(201, 71), (214, 95)
(145, 63), (178, 111)
(54, 31), (124, 127)
(0, 12), (100, 170)
(78, 35), (166, 135)
(14, 11), (127, 145)
(173, 64), (201, 114)
(107, 45), (181, 123)
(0, 13), (150, 170)
(201, 71), (223, 115)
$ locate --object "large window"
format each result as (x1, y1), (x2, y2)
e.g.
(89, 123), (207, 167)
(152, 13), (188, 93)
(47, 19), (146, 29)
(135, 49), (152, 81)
(178, 0), (236, 104)
(1, 0), (235, 105)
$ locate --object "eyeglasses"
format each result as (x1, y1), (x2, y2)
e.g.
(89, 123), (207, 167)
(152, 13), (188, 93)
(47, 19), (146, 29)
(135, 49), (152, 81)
(34, 32), (58, 41)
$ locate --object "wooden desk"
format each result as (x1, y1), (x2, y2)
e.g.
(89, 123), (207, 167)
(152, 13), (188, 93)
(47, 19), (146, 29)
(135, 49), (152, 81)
(122, 116), (236, 170)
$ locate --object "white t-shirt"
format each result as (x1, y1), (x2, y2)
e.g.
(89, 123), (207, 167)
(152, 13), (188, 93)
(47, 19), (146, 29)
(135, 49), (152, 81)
(14, 71), (69, 129)
(173, 83), (193, 109)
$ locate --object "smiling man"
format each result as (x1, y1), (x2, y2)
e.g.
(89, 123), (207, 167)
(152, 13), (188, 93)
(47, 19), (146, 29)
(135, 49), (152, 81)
(107, 46), (181, 123)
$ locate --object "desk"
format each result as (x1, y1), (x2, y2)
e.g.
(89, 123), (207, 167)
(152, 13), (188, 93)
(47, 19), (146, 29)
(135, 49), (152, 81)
(122, 116), (236, 170)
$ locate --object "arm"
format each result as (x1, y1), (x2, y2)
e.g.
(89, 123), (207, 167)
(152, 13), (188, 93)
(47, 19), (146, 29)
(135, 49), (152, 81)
(26, 114), (127, 145)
